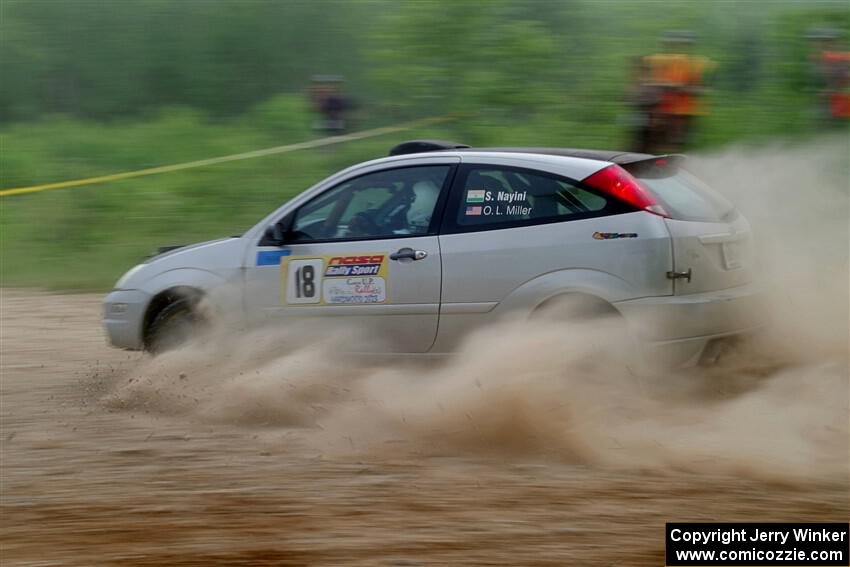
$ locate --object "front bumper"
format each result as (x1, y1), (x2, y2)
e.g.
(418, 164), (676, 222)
(103, 289), (150, 350)
(614, 281), (768, 367)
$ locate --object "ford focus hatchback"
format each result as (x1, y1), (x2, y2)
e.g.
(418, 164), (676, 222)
(104, 141), (764, 366)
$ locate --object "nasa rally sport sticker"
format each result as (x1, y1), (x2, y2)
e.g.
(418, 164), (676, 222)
(281, 254), (388, 306)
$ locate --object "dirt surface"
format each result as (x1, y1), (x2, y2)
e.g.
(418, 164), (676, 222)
(1, 290), (848, 566)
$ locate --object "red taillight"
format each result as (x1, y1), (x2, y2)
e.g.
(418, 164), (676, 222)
(581, 164), (669, 217)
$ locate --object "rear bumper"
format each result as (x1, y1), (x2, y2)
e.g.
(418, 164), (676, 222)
(614, 281), (768, 367)
(103, 289), (150, 350)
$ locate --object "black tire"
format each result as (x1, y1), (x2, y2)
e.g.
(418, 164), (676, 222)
(145, 298), (203, 354)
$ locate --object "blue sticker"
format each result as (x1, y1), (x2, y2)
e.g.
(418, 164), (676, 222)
(256, 250), (292, 266)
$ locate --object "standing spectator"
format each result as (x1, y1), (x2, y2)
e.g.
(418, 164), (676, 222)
(308, 75), (353, 133)
(626, 56), (661, 154)
(643, 31), (715, 152)
(807, 28), (850, 127)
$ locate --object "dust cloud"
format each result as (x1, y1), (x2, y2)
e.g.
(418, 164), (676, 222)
(689, 135), (849, 360)
(106, 137), (849, 486)
(2, 138), (847, 566)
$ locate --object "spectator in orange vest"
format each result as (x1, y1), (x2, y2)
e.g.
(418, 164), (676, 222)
(807, 28), (850, 125)
(643, 31), (715, 151)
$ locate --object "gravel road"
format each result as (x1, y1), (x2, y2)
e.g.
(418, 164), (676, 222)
(1, 290), (847, 566)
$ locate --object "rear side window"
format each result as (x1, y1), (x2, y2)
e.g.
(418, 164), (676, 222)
(448, 166), (631, 232)
(629, 167), (735, 223)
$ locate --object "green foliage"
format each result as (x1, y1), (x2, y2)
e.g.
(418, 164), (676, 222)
(0, 106), (457, 288)
(0, 0), (848, 289)
(0, 0), (372, 121)
(368, 1), (563, 116)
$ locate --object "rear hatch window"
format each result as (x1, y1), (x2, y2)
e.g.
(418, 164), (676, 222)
(624, 160), (735, 223)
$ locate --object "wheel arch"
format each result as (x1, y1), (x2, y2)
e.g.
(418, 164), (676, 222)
(495, 268), (637, 319)
(531, 290), (623, 320)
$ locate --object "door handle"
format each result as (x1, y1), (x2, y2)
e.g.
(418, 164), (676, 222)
(666, 268), (692, 282)
(390, 247), (428, 261)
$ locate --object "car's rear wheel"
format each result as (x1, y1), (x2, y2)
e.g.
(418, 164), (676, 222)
(534, 294), (642, 372)
(145, 297), (204, 354)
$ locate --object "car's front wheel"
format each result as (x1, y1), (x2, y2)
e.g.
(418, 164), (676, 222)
(144, 297), (204, 354)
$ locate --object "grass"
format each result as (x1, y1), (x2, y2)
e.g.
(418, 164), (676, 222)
(0, 103), (462, 289)
(0, 92), (835, 290)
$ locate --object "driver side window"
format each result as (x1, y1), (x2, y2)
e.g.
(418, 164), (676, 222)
(290, 165), (450, 242)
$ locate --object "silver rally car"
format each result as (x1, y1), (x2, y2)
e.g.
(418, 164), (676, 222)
(104, 140), (764, 365)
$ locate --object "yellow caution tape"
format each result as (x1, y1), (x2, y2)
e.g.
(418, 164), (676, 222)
(0, 115), (457, 198)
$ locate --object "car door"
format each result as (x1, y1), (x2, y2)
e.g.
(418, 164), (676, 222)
(433, 160), (673, 351)
(244, 161), (457, 353)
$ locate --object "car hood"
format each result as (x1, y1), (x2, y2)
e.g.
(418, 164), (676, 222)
(115, 237), (245, 290)
(145, 237), (236, 263)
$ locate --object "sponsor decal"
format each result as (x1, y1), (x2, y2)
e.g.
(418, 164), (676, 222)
(281, 253), (389, 305)
(466, 189), (486, 203)
(593, 232), (638, 240)
(323, 276), (386, 304)
(325, 255), (385, 277)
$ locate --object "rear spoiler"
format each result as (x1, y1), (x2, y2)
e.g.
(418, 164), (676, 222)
(619, 154), (686, 179)
(389, 140), (470, 156)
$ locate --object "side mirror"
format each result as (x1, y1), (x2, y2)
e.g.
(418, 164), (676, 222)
(263, 224), (285, 245)
(260, 212), (295, 247)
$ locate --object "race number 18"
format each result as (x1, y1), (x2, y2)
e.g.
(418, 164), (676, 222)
(285, 258), (323, 304)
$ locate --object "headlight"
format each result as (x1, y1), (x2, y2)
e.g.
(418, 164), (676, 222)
(108, 303), (128, 315)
